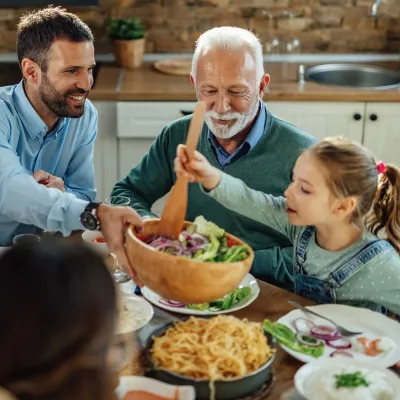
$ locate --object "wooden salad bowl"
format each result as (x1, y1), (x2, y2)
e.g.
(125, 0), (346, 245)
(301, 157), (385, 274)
(125, 219), (254, 304)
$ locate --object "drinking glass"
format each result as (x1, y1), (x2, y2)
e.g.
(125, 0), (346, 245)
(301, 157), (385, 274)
(282, 11), (301, 55)
(105, 196), (131, 284)
(105, 196), (130, 207)
(263, 11), (280, 54)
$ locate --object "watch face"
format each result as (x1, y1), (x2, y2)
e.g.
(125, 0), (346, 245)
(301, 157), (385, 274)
(81, 211), (97, 230)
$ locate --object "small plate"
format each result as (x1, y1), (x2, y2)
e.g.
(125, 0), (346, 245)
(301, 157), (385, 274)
(295, 358), (400, 400)
(277, 304), (400, 368)
(116, 376), (195, 400)
(141, 273), (260, 315)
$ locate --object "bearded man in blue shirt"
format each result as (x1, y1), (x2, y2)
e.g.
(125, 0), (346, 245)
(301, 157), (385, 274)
(0, 6), (100, 245)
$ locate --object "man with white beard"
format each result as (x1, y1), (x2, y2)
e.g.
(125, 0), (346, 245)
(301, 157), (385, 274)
(112, 27), (316, 289)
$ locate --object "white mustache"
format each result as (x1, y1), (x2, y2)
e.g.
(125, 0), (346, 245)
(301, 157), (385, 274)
(206, 111), (242, 121)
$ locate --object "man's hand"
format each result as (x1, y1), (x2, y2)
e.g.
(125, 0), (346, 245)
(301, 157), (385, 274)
(33, 170), (65, 192)
(97, 203), (144, 286)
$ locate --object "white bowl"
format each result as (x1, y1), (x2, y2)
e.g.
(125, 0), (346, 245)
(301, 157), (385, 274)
(116, 376), (195, 400)
(115, 294), (154, 335)
(82, 230), (109, 257)
(109, 294), (154, 373)
(295, 358), (400, 400)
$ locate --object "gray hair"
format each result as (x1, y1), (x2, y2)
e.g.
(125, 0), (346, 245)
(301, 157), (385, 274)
(191, 26), (264, 84)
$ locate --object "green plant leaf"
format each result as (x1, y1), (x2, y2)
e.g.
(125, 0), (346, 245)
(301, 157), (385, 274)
(107, 17), (145, 40)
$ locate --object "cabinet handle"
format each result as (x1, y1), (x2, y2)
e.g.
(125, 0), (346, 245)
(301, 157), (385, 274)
(180, 110), (193, 116)
(369, 114), (378, 121)
(353, 113), (362, 121)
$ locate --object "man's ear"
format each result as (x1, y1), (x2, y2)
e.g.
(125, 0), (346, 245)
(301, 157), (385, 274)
(259, 74), (270, 98)
(20, 58), (41, 84)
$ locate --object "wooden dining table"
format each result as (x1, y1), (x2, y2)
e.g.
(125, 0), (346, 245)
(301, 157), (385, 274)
(119, 279), (316, 400)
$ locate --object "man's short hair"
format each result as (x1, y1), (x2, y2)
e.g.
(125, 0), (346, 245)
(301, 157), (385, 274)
(17, 6), (94, 72)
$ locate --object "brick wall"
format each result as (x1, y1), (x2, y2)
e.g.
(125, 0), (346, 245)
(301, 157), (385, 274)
(0, 0), (399, 54)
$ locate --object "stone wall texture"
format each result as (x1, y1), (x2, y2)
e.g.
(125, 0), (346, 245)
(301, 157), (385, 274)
(0, 0), (399, 54)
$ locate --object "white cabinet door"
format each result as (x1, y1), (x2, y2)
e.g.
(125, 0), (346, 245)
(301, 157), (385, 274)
(92, 101), (118, 201)
(266, 101), (365, 143)
(363, 103), (400, 167)
(117, 101), (196, 138)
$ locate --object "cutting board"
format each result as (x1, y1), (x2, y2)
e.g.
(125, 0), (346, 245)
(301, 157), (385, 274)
(153, 58), (192, 76)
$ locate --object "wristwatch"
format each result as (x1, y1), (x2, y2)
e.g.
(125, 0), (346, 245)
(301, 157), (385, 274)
(80, 202), (101, 231)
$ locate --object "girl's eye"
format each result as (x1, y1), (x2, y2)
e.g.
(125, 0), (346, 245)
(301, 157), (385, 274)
(301, 187), (311, 194)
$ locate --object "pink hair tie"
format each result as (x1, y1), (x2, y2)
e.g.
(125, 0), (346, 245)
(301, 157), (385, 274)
(377, 161), (386, 175)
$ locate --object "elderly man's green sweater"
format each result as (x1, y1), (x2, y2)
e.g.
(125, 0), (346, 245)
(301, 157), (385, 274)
(112, 108), (316, 287)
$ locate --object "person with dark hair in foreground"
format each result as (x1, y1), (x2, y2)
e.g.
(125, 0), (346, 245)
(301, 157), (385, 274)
(0, 240), (118, 400)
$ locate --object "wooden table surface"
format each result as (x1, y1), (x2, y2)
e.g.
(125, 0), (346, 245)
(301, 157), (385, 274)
(120, 279), (315, 400)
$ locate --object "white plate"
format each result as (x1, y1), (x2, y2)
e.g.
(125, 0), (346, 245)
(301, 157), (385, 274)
(141, 273), (260, 315)
(116, 376), (195, 400)
(295, 358), (400, 400)
(277, 304), (400, 368)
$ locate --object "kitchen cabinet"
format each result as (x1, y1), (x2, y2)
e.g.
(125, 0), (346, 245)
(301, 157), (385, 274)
(91, 101), (118, 201)
(362, 103), (400, 166)
(266, 101), (365, 143)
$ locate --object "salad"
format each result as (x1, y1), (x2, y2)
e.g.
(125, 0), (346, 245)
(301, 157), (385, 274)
(138, 216), (250, 263)
(158, 287), (252, 312)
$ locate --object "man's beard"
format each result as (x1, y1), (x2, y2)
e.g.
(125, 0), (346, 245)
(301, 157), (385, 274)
(204, 97), (260, 139)
(39, 73), (88, 118)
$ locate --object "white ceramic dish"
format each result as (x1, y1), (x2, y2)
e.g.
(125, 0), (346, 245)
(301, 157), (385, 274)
(141, 273), (260, 315)
(116, 376), (195, 400)
(116, 294), (154, 335)
(277, 304), (400, 368)
(295, 358), (400, 400)
(82, 230), (109, 256)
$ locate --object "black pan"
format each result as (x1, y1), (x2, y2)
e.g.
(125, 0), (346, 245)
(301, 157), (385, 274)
(143, 320), (276, 400)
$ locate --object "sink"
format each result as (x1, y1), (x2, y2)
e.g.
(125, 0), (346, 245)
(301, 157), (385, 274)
(305, 63), (400, 90)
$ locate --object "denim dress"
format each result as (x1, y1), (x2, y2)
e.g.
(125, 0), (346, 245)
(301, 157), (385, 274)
(294, 226), (395, 313)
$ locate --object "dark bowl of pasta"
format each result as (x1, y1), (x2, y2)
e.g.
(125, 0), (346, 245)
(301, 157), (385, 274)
(144, 316), (277, 400)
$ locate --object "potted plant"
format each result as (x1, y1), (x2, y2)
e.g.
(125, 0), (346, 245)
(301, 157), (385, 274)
(107, 17), (146, 69)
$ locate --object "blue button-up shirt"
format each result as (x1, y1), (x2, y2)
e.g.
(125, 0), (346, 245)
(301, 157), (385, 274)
(208, 101), (267, 168)
(0, 81), (96, 245)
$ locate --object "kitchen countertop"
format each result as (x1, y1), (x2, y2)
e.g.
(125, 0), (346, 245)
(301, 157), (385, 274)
(89, 61), (400, 102)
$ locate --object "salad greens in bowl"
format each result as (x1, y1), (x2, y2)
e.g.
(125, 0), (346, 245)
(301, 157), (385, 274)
(138, 216), (250, 263)
(125, 216), (254, 304)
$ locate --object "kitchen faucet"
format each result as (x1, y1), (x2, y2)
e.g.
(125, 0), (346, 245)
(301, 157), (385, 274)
(370, 0), (382, 16)
(369, 0), (400, 72)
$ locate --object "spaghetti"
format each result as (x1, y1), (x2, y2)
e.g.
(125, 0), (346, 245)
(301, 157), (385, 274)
(150, 316), (273, 380)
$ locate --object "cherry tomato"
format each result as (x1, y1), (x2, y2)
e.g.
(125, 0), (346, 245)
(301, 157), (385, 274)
(227, 238), (237, 247)
(93, 237), (106, 243)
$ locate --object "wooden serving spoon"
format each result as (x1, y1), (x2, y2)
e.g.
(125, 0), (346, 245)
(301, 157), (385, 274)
(157, 101), (206, 238)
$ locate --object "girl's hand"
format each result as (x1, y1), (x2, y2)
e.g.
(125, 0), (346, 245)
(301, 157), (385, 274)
(174, 144), (221, 191)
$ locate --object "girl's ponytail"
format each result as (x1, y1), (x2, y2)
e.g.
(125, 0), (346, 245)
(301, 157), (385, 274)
(366, 164), (400, 254)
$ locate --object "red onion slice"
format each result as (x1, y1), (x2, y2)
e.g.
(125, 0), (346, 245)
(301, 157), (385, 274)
(296, 332), (322, 347)
(330, 350), (353, 358)
(326, 337), (352, 350)
(159, 299), (185, 308)
(311, 325), (341, 341)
